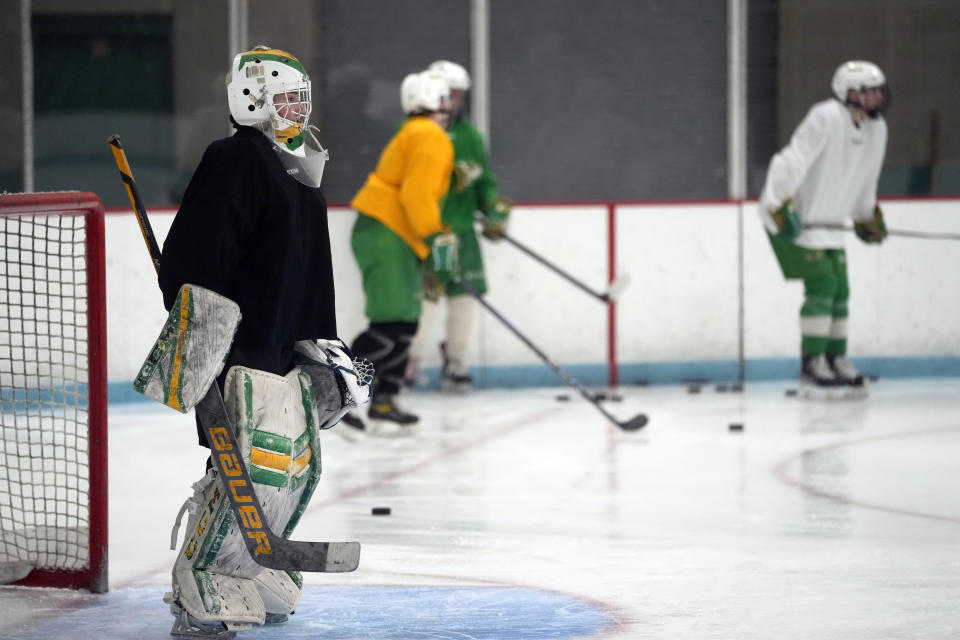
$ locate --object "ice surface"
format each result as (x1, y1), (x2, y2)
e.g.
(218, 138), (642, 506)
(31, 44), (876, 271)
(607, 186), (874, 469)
(1, 379), (959, 639)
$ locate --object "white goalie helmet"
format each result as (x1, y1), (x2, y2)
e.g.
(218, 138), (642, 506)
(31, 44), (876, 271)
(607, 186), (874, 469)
(226, 46), (329, 186)
(831, 60), (889, 117)
(226, 46), (312, 149)
(400, 71), (450, 115)
(426, 60), (471, 91)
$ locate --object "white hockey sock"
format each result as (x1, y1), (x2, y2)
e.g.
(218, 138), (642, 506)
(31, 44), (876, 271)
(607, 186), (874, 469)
(444, 294), (475, 375)
(409, 298), (440, 362)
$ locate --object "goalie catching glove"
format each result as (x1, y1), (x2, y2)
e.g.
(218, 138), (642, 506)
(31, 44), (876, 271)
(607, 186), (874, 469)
(768, 199), (802, 241)
(854, 205), (888, 244)
(424, 231), (460, 286)
(481, 196), (512, 241)
(294, 339), (374, 429)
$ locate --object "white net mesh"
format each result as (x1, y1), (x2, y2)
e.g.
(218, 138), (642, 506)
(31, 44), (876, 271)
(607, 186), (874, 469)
(0, 212), (92, 573)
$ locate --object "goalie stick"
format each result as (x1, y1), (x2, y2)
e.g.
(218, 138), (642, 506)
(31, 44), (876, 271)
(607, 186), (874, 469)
(456, 279), (647, 431)
(806, 222), (960, 241)
(107, 133), (360, 573)
(479, 216), (630, 303)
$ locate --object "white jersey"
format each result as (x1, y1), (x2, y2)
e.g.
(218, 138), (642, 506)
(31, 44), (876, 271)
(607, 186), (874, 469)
(759, 98), (887, 249)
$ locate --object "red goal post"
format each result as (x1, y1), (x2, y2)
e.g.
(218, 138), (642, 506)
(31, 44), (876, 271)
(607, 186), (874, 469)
(0, 191), (108, 593)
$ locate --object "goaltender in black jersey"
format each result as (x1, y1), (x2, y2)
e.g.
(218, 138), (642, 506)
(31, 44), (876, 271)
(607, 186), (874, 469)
(134, 46), (372, 636)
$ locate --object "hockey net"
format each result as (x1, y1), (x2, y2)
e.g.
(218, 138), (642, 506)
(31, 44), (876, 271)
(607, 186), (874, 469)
(0, 192), (108, 593)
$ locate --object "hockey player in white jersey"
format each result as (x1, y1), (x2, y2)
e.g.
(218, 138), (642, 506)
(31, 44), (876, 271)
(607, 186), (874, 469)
(759, 60), (889, 397)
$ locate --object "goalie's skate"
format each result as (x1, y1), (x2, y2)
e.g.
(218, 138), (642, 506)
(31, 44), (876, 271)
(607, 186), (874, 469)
(166, 598), (250, 639)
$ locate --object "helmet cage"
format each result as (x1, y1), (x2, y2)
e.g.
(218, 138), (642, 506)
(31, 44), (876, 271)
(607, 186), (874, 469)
(266, 80), (313, 147)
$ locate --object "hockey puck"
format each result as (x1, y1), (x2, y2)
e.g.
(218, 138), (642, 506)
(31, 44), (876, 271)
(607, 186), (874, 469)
(715, 384), (729, 393)
(730, 383), (744, 392)
(687, 385), (701, 394)
(728, 423), (744, 432)
(785, 388), (798, 397)
(371, 507), (391, 516)
(555, 394), (570, 402)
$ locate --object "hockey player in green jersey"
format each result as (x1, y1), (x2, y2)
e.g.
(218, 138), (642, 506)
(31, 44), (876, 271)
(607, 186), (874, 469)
(407, 60), (511, 393)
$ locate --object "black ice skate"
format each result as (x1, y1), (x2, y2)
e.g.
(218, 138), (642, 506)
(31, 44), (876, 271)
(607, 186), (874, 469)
(441, 371), (473, 394)
(799, 354), (854, 400)
(364, 394), (419, 436)
(828, 355), (865, 386)
(336, 412), (368, 442)
(827, 354), (868, 398)
(440, 342), (472, 394)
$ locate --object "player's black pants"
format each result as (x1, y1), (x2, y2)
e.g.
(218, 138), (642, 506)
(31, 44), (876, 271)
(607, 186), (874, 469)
(351, 321), (418, 398)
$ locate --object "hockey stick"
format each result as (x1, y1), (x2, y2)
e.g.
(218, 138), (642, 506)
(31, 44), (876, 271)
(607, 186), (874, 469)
(107, 134), (360, 572)
(482, 219), (630, 303)
(807, 222), (960, 241)
(107, 135), (162, 274)
(456, 279), (647, 431)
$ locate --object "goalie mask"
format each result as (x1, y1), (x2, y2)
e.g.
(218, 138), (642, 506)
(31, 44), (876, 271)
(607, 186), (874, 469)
(831, 60), (890, 119)
(226, 45), (328, 186)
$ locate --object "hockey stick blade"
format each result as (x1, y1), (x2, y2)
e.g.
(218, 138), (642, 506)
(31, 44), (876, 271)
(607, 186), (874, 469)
(619, 413), (648, 431)
(0, 561), (34, 584)
(457, 279), (648, 432)
(604, 273), (631, 302)
(195, 387), (360, 573)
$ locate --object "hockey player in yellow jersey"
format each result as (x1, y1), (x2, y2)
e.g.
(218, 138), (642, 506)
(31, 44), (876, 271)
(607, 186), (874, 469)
(343, 71), (457, 435)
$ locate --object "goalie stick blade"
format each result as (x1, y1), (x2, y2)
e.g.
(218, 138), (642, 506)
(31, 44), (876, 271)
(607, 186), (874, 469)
(250, 540), (361, 573)
(605, 273), (631, 302)
(195, 388), (361, 573)
(0, 561), (34, 584)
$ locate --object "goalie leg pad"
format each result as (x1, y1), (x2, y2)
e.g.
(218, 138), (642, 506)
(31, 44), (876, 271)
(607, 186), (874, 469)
(167, 470), (265, 627)
(209, 366), (323, 578)
(134, 284), (241, 413)
(253, 568), (303, 617)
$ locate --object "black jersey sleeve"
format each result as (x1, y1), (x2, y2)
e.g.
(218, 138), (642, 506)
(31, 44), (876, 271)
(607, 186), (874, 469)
(158, 136), (262, 310)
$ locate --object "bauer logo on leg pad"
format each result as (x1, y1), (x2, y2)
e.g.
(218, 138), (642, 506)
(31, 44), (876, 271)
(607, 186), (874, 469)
(133, 284), (241, 412)
(208, 425), (273, 557)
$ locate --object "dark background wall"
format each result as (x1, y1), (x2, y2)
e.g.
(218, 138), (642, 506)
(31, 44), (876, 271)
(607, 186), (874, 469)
(1, 0), (957, 204)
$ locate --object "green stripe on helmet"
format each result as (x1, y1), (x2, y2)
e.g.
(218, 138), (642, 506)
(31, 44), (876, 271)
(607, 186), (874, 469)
(237, 52), (306, 76)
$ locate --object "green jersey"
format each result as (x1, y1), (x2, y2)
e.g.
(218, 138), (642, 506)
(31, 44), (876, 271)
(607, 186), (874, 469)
(442, 119), (499, 234)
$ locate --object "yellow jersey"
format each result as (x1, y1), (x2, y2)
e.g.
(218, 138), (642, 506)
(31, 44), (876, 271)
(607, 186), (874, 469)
(351, 116), (454, 259)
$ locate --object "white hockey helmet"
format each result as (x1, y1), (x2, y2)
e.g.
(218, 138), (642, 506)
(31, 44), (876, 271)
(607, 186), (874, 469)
(831, 60), (889, 117)
(226, 45), (312, 150)
(426, 60), (471, 91)
(400, 71), (450, 115)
